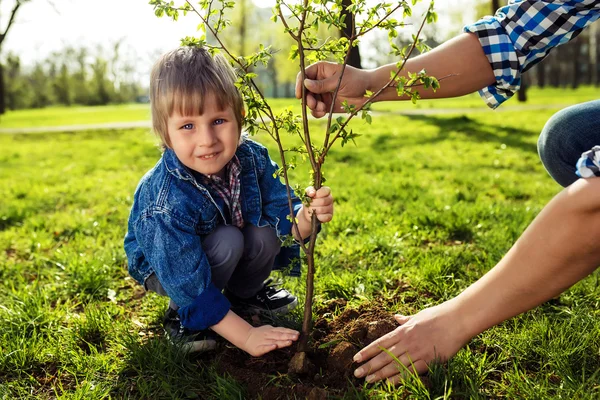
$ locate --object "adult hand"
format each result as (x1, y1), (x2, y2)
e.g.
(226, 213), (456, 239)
(353, 301), (471, 385)
(295, 61), (372, 118)
(303, 186), (334, 223)
(242, 325), (299, 357)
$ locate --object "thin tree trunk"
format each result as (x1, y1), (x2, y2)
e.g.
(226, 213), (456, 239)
(298, 251), (316, 351)
(298, 166), (322, 352)
(0, 2), (24, 115)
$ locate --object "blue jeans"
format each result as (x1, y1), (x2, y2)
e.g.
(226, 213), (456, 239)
(145, 224), (281, 309)
(538, 100), (600, 187)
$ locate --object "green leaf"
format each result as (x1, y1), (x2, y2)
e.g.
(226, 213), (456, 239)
(318, 339), (343, 349)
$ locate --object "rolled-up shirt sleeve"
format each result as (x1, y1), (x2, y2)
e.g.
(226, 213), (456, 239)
(464, 0), (600, 109)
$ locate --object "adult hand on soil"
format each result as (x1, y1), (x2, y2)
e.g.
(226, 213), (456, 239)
(302, 186), (334, 223)
(295, 61), (372, 118)
(352, 302), (471, 385)
(243, 325), (300, 357)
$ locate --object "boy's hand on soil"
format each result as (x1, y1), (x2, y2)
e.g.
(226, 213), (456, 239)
(303, 186), (334, 223)
(243, 325), (300, 357)
(352, 302), (470, 385)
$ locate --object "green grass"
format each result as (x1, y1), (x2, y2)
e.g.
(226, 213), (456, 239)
(0, 104), (152, 128)
(0, 99), (301, 129)
(2, 91), (600, 398)
(2, 86), (598, 129)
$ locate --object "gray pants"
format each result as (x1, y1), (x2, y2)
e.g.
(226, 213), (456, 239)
(145, 224), (281, 309)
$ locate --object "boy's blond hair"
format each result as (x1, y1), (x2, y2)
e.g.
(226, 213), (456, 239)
(150, 46), (244, 149)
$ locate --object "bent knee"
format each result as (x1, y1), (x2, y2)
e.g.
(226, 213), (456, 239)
(244, 225), (279, 247)
(203, 225), (244, 263)
(539, 101), (600, 159)
(243, 225), (281, 257)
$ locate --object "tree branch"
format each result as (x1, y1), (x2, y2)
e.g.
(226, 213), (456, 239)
(1, 0), (23, 47)
(324, 3), (432, 157)
(354, 4), (403, 39)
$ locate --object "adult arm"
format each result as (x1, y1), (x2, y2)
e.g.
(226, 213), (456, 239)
(298, 0), (600, 116)
(353, 177), (600, 384)
(296, 33), (494, 117)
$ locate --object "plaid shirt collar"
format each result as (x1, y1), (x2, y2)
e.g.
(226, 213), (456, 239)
(199, 155), (244, 228)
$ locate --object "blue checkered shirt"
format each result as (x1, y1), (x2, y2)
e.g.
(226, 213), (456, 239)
(464, 0), (600, 109)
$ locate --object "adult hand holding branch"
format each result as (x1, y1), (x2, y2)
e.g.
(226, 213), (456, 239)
(296, 34), (495, 118)
(296, 62), (372, 118)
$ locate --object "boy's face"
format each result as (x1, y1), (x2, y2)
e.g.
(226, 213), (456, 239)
(167, 93), (240, 179)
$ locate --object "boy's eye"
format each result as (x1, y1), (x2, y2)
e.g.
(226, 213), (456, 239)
(181, 123), (194, 130)
(213, 119), (225, 125)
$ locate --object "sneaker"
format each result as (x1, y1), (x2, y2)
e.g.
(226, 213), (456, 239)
(163, 307), (217, 353)
(226, 279), (298, 316)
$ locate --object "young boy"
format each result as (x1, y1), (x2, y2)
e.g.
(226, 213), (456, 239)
(124, 46), (334, 357)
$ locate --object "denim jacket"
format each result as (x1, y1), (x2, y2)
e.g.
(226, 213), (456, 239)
(124, 138), (302, 330)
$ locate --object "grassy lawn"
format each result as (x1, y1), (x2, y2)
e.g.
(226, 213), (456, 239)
(0, 104), (153, 128)
(372, 85), (600, 111)
(1, 95), (600, 398)
(1, 86), (598, 129)
(0, 99), (300, 129)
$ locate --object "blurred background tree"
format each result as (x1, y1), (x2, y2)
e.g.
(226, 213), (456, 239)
(2, 42), (144, 110)
(1, 0), (598, 113)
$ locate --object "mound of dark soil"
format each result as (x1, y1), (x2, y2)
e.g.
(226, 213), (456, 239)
(212, 297), (401, 399)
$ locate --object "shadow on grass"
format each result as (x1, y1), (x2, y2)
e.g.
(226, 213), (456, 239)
(0, 201), (66, 232)
(372, 114), (539, 154)
(0, 211), (26, 231)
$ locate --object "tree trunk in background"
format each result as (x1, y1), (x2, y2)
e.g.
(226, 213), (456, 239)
(537, 63), (546, 88)
(0, 1), (27, 115)
(268, 61), (279, 98)
(590, 23), (598, 86)
(0, 62), (5, 114)
(492, 0), (501, 13)
(571, 36), (582, 89)
(518, 74), (527, 102)
(548, 51), (560, 86)
(284, 83), (292, 98)
(341, 0), (362, 68)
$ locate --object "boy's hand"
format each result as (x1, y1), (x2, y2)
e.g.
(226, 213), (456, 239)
(302, 186), (334, 223)
(242, 325), (300, 357)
